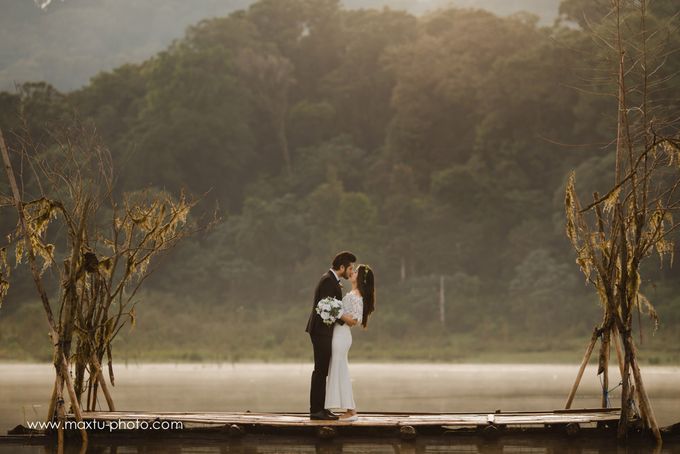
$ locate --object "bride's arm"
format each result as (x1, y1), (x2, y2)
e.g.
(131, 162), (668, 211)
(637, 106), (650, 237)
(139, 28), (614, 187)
(339, 313), (358, 326)
(339, 297), (358, 326)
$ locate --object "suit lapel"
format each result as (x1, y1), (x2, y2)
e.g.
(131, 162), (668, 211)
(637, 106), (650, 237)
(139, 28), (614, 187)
(328, 270), (342, 298)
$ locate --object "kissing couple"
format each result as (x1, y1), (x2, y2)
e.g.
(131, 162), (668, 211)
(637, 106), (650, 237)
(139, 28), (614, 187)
(305, 251), (376, 421)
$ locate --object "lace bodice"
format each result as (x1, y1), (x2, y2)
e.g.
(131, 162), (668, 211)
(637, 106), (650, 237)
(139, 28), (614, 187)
(342, 291), (363, 325)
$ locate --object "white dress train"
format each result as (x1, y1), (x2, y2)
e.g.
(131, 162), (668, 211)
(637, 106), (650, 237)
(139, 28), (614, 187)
(325, 291), (363, 410)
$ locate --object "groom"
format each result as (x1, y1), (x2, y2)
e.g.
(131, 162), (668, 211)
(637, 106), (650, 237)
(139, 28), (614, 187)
(305, 251), (356, 420)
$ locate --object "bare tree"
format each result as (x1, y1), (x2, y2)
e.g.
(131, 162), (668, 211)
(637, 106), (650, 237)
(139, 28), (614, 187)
(1, 123), (203, 447)
(563, 0), (680, 444)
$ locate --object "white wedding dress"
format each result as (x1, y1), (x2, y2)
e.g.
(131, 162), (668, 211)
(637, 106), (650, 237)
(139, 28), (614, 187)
(325, 291), (363, 411)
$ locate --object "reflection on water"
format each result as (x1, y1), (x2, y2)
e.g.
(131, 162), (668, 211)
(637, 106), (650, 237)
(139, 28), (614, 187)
(2, 436), (679, 454)
(1, 363), (679, 453)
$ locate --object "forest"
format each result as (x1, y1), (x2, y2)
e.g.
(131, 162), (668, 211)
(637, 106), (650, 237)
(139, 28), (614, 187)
(0, 0), (561, 91)
(0, 0), (678, 363)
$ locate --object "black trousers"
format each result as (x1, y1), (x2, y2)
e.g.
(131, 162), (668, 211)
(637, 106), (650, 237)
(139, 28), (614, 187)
(309, 333), (332, 413)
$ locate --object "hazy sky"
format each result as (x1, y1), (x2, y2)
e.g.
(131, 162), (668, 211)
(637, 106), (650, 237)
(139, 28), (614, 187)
(0, 0), (560, 92)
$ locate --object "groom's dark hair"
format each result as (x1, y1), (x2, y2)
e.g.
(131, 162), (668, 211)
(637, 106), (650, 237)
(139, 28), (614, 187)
(332, 251), (356, 270)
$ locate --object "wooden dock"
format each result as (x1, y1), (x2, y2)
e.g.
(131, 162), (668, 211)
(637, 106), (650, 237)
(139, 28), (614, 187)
(70, 408), (620, 427)
(5, 407), (679, 446)
(60, 408), (624, 439)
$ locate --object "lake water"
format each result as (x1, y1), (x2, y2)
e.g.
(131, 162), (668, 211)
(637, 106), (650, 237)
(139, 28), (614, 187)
(1, 362), (679, 453)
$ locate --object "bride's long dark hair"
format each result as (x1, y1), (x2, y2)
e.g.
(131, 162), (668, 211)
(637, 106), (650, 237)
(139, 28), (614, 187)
(356, 264), (375, 328)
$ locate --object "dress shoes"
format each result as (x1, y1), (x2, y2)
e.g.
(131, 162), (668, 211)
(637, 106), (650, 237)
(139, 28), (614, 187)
(309, 410), (339, 420)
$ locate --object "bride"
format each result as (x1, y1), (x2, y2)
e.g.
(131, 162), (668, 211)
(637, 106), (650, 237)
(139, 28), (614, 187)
(325, 264), (375, 421)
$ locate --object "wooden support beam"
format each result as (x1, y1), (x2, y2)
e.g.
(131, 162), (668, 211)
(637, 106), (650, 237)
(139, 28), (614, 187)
(565, 328), (599, 409)
(400, 425), (417, 440)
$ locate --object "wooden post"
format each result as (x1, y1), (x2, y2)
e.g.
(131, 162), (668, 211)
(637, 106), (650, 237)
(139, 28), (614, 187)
(565, 422), (581, 437)
(47, 375), (58, 424)
(565, 328), (599, 409)
(228, 424), (245, 437)
(612, 327), (625, 377)
(90, 380), (99, 412)
(627, 335), (661, 442)
(439, 275), (445, 326)
(317, 426), (337, 439)
(400, 425), (417, 440)
(91, 354), (115, 411)
(618, 332), (632, 439)
(599, 326), (611, 408)
(55, 374), (65, 453)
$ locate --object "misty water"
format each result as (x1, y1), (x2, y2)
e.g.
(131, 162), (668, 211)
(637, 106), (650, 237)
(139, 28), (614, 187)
(1, 363), (679, 453)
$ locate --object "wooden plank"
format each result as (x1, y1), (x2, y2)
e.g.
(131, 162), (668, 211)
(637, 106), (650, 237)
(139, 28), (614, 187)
(79, 410), (620, 418)
(74, 411), (621, 420)
(66, 409), (621, 429)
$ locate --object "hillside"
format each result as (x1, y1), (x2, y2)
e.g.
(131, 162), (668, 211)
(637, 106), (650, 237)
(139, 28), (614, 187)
(1, 0), (561, 91)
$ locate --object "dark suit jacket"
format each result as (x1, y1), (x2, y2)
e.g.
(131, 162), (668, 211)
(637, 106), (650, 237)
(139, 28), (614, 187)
(305, 270), (344, 337)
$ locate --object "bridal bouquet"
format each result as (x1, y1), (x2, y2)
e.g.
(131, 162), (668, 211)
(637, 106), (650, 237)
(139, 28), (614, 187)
(316, 297), (344, 325)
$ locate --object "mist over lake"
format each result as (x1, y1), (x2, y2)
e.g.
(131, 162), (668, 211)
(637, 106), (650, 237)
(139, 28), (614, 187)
(3, 362), (680, 433)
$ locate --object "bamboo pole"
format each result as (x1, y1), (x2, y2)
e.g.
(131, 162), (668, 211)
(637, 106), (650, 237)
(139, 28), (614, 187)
(47, 375), (58, 424)
(91, 380), (99, 412)
(599, 327), (611, 408)
(616, 204), (634, 440)
(565, 328), (599, 409)
(55, 374), (65, 453)
(618, 345), (632, 439)
(614, 206), (660, 443)
(86, 376), (93, 413)
(91, 354), (115, 411)
(612, 327), (625, 377)
(628, 335), (661, 442)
